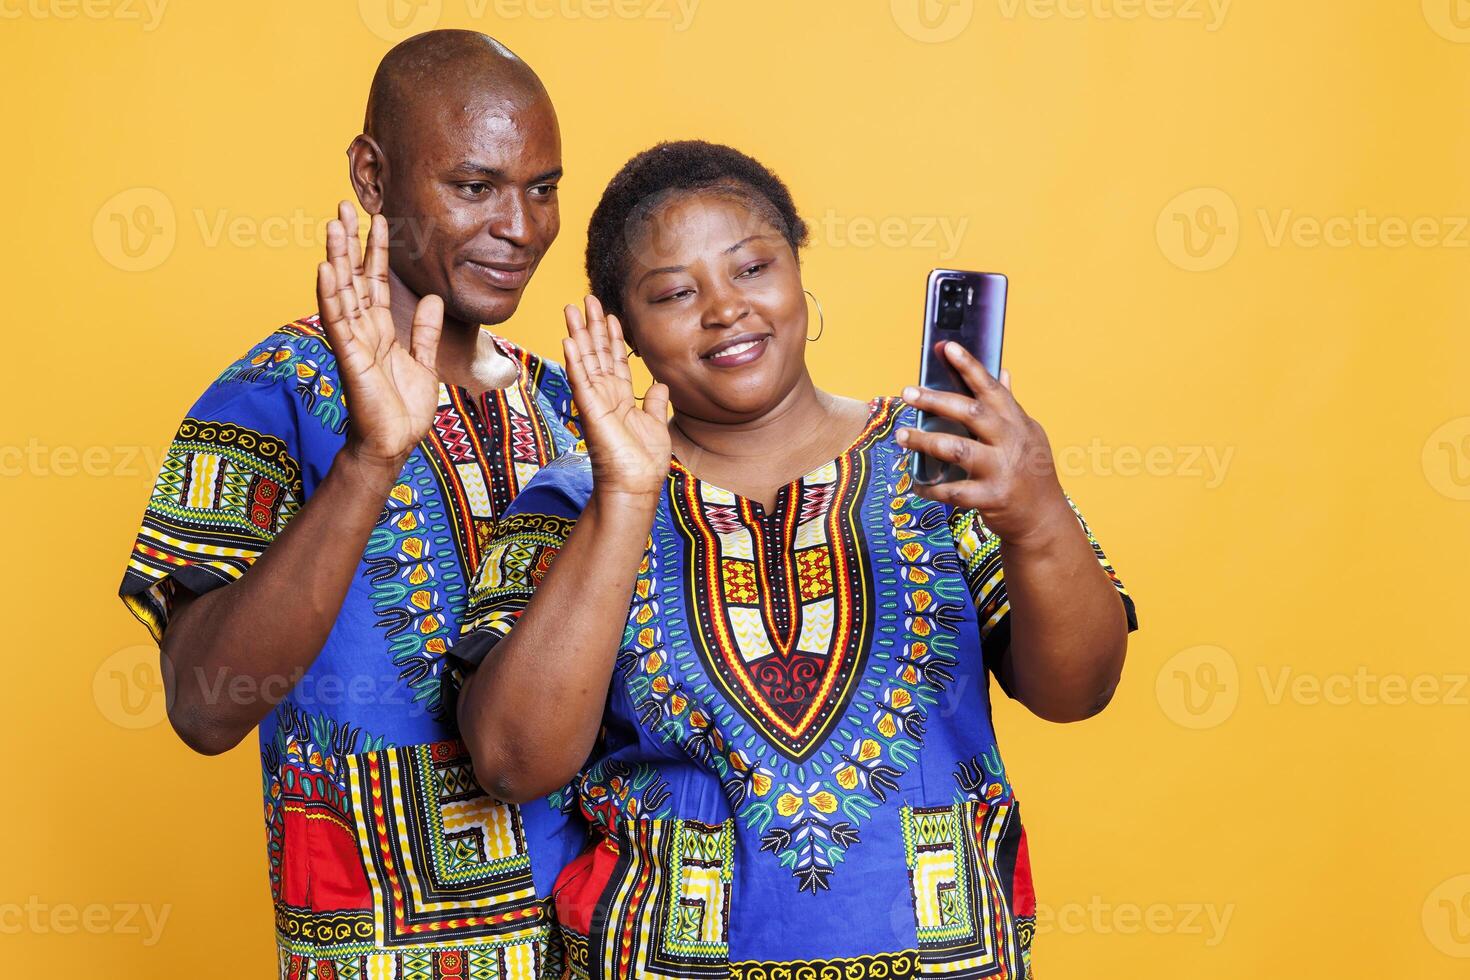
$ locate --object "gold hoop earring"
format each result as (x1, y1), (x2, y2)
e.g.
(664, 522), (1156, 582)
(804, 289), (825, 342)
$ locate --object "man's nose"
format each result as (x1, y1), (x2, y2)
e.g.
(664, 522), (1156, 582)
(486, 193), (532, 248)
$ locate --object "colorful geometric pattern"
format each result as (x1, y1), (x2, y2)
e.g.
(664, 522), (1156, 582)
(122, 417), (303, 641)
(728, 951), (921, 978)
(949, 493), (1137, 668)
(902, 800), (1030, 978)
(345, 739), (547, 949)
(462, 396), (1137, 969)
(460, 511), (578, 652)
(669, 444), (881, 764)
(118, 316), (583, 978)
(565, 818), (734, 980)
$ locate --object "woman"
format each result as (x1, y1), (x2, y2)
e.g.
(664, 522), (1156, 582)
(452, 141), (1138, 977)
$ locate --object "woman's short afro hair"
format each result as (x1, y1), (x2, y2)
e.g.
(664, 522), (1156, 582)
(586, 140), (809, 322)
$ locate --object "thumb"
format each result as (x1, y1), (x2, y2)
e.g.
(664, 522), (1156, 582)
(642, 382), (670, 423)
(409, 295), (444, 375)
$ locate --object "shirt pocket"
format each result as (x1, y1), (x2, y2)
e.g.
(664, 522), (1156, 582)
(563, 816), (734, 980)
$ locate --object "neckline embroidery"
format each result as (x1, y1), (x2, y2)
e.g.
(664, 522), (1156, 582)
(667, 397), (897, 519)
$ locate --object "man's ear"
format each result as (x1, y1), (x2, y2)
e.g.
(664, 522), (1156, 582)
(347, 134), (389, 215)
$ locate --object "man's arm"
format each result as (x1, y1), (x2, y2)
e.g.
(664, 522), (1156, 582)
(159, 208), (444, 754)
(161, 449), (404, 753)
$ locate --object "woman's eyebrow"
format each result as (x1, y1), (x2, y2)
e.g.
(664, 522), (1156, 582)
(636, 234), (778, 286)
(724, 234), (776, 253)
(637, 263), (686, 285)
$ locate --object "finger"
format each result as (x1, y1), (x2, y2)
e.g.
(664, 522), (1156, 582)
(896, 426), (993, 477)
(316, 261), (347, 343)
(408, 295), (444, 376)
(565, 304), (605, 386)
(326, 220), (358, 313)
(999, 367), (1013, 392)
(607, 314), (633, 384)
(941, 341), (1006, 405)
(562, 336), (607, 417)
(584, 295), (613, 375)
(364, 213), (391, 308)
(642, 381), (670, 422)
(339, 202), (370, 301)
(900, 385), (1002, 442)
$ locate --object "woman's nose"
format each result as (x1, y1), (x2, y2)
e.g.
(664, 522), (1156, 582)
(700, 283), (751, 329)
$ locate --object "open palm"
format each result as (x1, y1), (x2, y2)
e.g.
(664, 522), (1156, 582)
(315, 202), (444, 468)
(562, 296), (670, 499)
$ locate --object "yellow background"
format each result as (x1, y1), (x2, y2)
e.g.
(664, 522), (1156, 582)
(3, 0), (1468, 975)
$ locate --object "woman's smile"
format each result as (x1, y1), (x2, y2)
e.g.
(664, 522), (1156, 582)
(701, 331), (771, 368)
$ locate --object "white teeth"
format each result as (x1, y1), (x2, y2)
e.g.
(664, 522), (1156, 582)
(710, 338), (762, 359)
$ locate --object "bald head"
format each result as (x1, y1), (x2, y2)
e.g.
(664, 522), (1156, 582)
(348, 29), (563, 330)
(365, 30), (551, 164)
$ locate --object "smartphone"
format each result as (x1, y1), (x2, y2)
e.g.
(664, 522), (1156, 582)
(909, 269), (1007, 486)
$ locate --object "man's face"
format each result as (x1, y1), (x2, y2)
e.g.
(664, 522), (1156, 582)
(380, 93), (562, 327)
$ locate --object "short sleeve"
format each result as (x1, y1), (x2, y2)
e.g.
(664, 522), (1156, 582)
(117, 325), (337, 642)
(448, 452), (596, 674)
(948, 493), (1138, 675)
(533, 358), (582, 449)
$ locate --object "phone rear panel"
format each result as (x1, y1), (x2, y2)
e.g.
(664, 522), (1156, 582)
(912, 269), (1007, 485)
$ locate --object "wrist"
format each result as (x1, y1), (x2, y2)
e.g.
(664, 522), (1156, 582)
(332, 446), (406, 495)
(588, 487), (662, 522)
(998, 496), (1077, 555)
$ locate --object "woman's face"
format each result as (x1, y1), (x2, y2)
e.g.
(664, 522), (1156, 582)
(619, 191), (809, 424)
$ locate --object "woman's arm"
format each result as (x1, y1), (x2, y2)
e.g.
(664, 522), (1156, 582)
(457, 297), (670, 804)
(898, 341), (1132, 723)
(991, 506), (1130, 721)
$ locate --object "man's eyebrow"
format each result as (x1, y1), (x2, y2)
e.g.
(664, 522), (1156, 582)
(447, 161), (506, 179)
(446, 162), (564, 185)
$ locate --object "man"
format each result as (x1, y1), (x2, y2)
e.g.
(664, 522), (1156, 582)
(119, 31), (582, 977)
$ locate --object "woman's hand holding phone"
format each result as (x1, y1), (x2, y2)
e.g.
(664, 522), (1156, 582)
(898, 341), (1074, 548)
